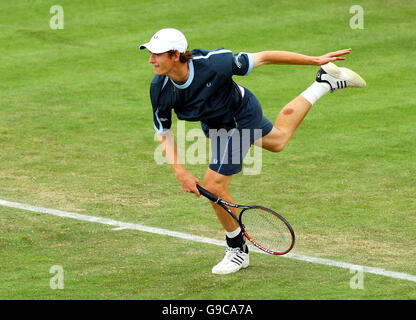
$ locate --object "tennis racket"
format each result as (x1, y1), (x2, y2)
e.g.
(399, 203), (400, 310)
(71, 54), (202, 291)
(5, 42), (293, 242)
(197, 185), (295, 255)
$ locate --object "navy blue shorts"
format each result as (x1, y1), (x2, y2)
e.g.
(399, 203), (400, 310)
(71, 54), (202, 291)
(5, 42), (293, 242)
(201, 88), (273, 176)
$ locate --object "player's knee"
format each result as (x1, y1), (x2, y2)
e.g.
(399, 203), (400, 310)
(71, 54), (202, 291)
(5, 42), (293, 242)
(261, 128), (288, 153)
(268, 142), (286, 153)
(203, 177), (227, 197)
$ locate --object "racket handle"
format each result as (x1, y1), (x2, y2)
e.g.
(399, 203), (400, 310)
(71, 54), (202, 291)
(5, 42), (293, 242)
(196, 185), (219, 203)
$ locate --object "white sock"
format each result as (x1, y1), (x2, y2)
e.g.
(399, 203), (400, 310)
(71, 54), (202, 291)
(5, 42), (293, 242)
(226, 227), (241, 239)
(300, 81), (330, 105)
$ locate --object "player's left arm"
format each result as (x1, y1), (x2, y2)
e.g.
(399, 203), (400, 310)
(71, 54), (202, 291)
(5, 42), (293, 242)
(252, 49), (352, 68)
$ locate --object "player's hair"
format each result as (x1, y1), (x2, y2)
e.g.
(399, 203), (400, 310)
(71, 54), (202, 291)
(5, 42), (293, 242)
(167, 50), (193, 63)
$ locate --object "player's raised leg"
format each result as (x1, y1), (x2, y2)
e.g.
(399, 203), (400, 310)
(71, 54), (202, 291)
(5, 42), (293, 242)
(257, 62), (366, 152)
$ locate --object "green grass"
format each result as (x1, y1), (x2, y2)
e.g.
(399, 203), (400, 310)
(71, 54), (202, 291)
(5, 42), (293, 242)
(1, 0), (415, 300)
(1, 206), (414, 300)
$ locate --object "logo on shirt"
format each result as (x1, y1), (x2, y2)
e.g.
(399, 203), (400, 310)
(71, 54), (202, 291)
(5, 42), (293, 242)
(234, 53), (243, 68)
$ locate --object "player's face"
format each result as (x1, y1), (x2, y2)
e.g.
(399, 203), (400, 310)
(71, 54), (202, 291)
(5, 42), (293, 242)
(148, 52), (174, 75)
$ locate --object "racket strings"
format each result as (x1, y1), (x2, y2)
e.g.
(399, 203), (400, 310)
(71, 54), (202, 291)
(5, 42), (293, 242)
(242, 207), (293, 254)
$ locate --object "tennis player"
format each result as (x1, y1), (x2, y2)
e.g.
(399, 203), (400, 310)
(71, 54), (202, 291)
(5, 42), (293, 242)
(140, 28), (365, 274)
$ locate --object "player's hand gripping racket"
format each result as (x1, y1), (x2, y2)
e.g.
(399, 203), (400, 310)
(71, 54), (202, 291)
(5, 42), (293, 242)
(196, 185), (295, 255)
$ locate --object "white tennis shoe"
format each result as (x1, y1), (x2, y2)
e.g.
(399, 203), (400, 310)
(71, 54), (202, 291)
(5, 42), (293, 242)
(212, 246), (249, 275)
(316, 62), (366, 92)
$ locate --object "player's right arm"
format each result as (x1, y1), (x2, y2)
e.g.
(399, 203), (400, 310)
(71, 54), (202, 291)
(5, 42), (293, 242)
(156, 131), (200, 196)
(151, 77), (200, 196)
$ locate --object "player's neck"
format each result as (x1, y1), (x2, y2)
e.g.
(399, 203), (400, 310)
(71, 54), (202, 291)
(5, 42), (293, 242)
(168, 63), (189, 85)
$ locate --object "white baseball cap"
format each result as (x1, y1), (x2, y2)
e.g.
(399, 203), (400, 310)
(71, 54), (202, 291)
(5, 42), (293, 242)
(139, 28), (188, 54)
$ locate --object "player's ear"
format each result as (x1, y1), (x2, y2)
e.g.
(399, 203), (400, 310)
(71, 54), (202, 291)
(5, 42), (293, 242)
(173, 50), (181, 62)
(167, 50), (181, 62)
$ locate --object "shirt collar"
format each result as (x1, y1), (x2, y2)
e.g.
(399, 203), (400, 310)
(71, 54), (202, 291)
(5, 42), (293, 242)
(170, 60), (194, 89)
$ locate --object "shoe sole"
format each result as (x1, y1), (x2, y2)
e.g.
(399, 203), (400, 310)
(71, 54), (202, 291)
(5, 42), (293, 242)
(212, 263), (249, 275)
(322, 62), (366, 88)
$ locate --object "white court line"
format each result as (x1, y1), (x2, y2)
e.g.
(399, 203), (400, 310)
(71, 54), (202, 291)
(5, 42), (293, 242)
(1, 198), (415, 283)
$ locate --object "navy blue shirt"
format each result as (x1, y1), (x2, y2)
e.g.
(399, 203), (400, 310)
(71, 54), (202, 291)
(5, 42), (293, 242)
(150, 48), (254, 134)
